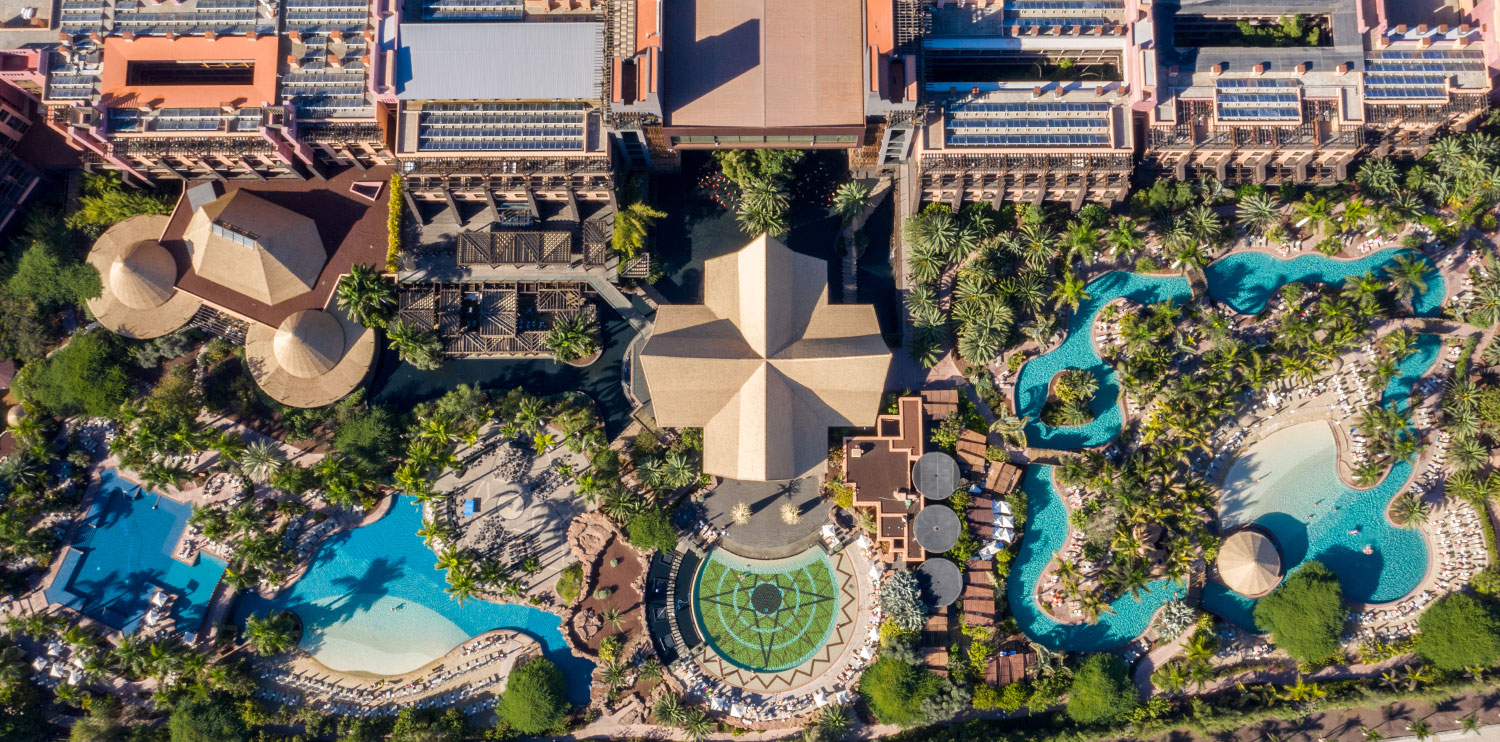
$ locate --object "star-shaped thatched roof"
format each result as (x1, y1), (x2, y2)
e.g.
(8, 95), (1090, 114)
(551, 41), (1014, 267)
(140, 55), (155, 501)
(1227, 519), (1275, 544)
(640, 235), (891, 481)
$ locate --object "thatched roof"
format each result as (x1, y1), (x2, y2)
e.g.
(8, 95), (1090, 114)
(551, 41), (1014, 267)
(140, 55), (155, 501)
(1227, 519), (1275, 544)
(183, 191), (325, 306)
(85, 214), (202, 339)
(244, 308), (376, 408)
(639, 234), (891, 481)
(1217, 529), (1283, 598)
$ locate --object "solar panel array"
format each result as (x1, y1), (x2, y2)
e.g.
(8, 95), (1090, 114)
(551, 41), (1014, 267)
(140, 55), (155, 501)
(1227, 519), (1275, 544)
(1000, 0), (1123, 31)
(1366, 49), (1486, 73)
(1213, 79), (1302, 121)
(59, 0), (107, 36)
(415, 102), (588, 152)
(1364, 74), (1448, 100)
(110, 0), (276, 37)
(285, 0), (369, 34)
(944, 99), (1112, 148)
(420, 0), (523, 21)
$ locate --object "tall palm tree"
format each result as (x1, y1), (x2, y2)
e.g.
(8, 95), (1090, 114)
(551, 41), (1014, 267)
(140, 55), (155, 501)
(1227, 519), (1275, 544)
(833, 181), (873, 227)
(1050, 270), (1090, 312)
(1383, 254), (1430, 308)
(683, 709), (714, 742)
(654, 691), (687, 726)
(612, 202), (667, 261)
(386, 318), (444, 370)
(243, 611), (299, 656)
(543, 312), (600, 364)
(1357, 157), (1400, 197)
(1236, 191), (1283, 234)
(336, 263), (396, 329)
(1391, 492), (1429, 527)
(1407, 719), (1434, 742)
(990, 415), (1030, 448)
(240, 440), (284, 484)
(445, 567), (477, 605)
(737, 179), (790, 237)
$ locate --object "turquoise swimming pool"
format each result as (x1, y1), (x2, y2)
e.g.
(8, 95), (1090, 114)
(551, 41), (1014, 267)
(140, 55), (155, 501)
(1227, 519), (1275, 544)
(234, 496), (593, 704)
(1006, 466), (1186, 651)
(1203, 248), (1445, 317)
(44, 469), (226, 638)
(1014, 271), (1192, 449)
(1008, 250), (1442, 645)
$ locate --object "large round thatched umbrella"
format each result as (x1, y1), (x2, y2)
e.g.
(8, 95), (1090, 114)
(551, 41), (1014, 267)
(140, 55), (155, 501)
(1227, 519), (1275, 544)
(1217, 529), (1283, 597)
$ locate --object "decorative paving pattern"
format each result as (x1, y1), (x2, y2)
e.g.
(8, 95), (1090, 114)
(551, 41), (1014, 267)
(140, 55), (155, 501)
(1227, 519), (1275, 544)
(691, 548), (864, 693)
(694, 550), (839, 672)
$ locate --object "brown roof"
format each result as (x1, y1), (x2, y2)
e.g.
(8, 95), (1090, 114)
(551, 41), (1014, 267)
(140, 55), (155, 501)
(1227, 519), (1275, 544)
(159, 166), (393, 328)
(662, 0), (864, 129)
(184, 191), (326, 306)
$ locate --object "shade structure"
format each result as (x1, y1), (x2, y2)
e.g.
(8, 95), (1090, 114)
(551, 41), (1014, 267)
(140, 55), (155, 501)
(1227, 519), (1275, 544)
(244, 307), (377, 408)
(914, 505), (961, 554)
(639, 234), (892, 481)
(1217, 529), (1283, 597)
(86, 214), (202, 339)
(915, 557), (962, 607)
(183, 190), (325, 306)
(912, 452), (960, 499)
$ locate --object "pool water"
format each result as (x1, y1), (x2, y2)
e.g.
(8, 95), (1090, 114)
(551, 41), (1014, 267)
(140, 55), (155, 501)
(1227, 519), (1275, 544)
(1008, 250), (1443, 646)
(1014, 271), (1192, 449)
(43, 469), (226, 637)
(234, 496), (594, 704)
(1203, 249), (1445, 317)
(1218, 422), (1427, 607)
(1006, 466), (1186, 652)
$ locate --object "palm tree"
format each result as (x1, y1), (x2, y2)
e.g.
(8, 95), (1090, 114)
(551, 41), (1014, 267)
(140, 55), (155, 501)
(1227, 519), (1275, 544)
(1383, 254), (1430, 308)
(1459, 713), (1482, 736)
(416, 517), (451, 548)
(1407, 719), (1434, 742)
(1236, 191), (1283, 234)
(243, 611), (299, 656)
(1358, 157), (1400, 197)
(612, 202), (667, 261)
(683, 709), (714, 742)
(1106, 218), (1146, 259)
(730, 501), (751, 525)
(1361, 727), (1385, 742)
(240, 440), (284, 484)
(386, 318), (444, 370)
(654, 691), (687, 726)
(833, 181), (873, 227)
(1392, 492), (1429, 527)
(990, 414), (1030, 447)
(1184, 204), (1223, 244)
(543, 312), (600, 364)
(737, 179), (791, 237)
(907, 244), (947, 285)
(602, 607), (625, 630)
(445, 567), (477, 605)
(780, 502), (802, 525)
(435, 546), (470, 574)
(336, 263), (396, 329)
(1451, 437), (1489, 473)
(1050, 270), (1090, 312)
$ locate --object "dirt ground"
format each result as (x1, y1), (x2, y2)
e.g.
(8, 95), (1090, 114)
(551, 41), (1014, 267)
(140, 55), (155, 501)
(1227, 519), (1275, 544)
(574, 535), (646, 653)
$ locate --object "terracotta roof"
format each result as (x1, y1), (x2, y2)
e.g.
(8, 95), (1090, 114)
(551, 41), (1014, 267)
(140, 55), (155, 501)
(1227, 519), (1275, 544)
(98, 35), (280, 110)
(158, 166), (393, 328)
(662, 0), (864, 129)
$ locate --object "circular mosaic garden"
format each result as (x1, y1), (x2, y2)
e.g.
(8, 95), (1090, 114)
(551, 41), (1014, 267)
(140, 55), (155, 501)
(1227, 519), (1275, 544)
(692, 548), (840, 673)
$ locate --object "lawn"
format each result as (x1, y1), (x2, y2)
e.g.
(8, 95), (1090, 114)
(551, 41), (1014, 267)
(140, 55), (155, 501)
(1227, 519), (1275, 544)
(694, 554), (840, 672)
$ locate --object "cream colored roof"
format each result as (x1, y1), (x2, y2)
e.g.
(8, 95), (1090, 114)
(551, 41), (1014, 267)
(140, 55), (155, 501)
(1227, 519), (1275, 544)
(640, 235), (891, 481)
(244, 307), (376, 408)
(85, 214), (202, 339)
(183, 191), (325, 306)
(1217, 529), (1283, 598)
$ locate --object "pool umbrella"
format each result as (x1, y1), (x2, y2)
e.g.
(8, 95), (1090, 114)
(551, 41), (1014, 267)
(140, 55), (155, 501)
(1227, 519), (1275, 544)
(1217, 529), (1283, 597)
(912, 452), (961, 499)
(914, 505), (961, 553)
(995, 514), (1015, 529)
(998, 500), (1013, 516)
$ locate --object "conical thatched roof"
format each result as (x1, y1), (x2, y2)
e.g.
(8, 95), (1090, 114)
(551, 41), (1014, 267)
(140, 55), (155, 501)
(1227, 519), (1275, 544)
(85, 214), (202, 339)
(110, 239), (178, 310)
(183, 191), (325, 306)
(272, 310), (345, 378)
(639, 234), (892, 481)
(1217, 529), (1282, 597)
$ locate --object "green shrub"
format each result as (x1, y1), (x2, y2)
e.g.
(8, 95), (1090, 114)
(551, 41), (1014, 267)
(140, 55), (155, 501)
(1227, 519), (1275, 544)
(626, 509), (678, 552)
(555, 563), (583, 603)
(16, 330), (132, 417)
(496, 658), (568, 735)
(1253, 561), (1346, 664)
(858, 656), (936, 728)
(1066, 654), (1137, 724)
(386, 174), (403, 272)
(1415, 592), (1500, 671)
(169, 694), (249, 742)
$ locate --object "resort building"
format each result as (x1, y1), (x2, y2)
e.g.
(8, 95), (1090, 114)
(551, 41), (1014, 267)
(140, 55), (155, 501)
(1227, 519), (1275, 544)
(638, 234), (892, 482)
(86, 178), (386, 407)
